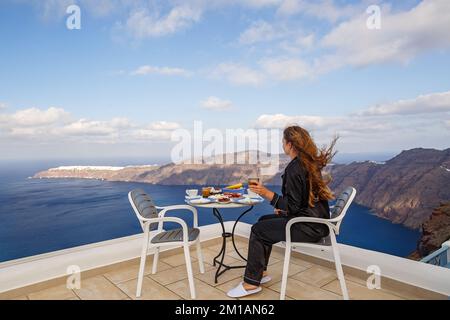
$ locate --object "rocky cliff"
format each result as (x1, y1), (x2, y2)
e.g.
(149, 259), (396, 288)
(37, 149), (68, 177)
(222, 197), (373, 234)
(328, 148), (450, 229)
(415, 202), (450, 258)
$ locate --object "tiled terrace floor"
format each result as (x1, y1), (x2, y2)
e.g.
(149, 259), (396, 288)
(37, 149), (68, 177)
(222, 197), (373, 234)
(8, 238), (429, 300)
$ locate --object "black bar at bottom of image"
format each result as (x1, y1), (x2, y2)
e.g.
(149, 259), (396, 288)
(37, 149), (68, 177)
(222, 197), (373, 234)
(1, 300), (445, 319)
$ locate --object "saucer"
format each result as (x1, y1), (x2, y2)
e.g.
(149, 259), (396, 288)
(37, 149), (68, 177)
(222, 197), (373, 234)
(185, 195), (201, 200)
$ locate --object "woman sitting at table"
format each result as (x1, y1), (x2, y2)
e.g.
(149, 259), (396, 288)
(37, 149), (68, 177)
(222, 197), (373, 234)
(227, 125), (337, 298)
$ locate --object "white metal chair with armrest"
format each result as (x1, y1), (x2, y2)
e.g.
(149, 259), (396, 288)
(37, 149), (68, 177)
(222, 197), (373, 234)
(128, 189), (205, 299)
(280, 187), (357, 300)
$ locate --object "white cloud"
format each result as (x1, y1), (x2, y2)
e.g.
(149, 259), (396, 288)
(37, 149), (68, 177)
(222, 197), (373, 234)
(253, 112), (443, 152)
(25, 0), (450, 81)
(132, 129), (174, 141)
(260, 57), (311, 81)
(131, 65), (191, 76)
(80, 0), (122, 17)
(211, 57), (313, 85)
(253, 90), (450, 152)
(255, 114), (342, 130)
(6, 126), (42, 137)
(0, 106), (180, 143)
(25, 0), (74, 20)
(109, 117), (133, 129)
(360, 91), (450, 116)
(239, 20), (281, 45)
(59, 119), (117, 136)
(26, 0), (119, 19)
(224, 1), (450, 83)
(133, 120), (181, 141)
(124, 5), (202, 38)
(231, 1), (450, 82)
(23, 0), (450, 72)
(8, 107), (71, 127)
(0, 102), (7, 110)
(277, 0), (358, 22)
(239, 0), (283, 7)
(321, 1), (450, 68)
(147, 121), (181, 130)
(26, 0), (282, 36)
(201, 96), (233, 110)
(279, 34), (315, 53)
(210, 63), (265, 86)
(256, 91), (450, 131)
(238, 19), (317, 54)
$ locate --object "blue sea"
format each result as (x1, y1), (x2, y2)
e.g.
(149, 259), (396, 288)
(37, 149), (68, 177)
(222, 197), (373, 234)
(0, 160), (421, 262)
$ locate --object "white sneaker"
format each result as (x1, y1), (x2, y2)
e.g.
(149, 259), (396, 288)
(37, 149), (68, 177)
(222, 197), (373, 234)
(227, 282), (262, 298)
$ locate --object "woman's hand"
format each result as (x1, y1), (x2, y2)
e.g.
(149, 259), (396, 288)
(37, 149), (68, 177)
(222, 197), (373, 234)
(274, 208), (288, 216)
(249, 181), (274, 201)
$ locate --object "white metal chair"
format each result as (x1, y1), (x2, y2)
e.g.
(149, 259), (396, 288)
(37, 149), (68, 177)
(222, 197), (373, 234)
(128, 189), (205, 299)
(280, 187), (357, 300)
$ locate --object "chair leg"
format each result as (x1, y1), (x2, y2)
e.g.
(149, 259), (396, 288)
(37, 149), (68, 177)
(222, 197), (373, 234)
(152, 247), (160, 274)
(183, 244), (196, 299)
(280, 244), (291, 300)
(196, 238), (205, 274)
(136, 233), (149, 298)
(330, 233), (349, 300)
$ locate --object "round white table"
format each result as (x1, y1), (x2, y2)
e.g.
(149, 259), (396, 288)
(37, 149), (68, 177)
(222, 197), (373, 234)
(188, 200), (263, 283)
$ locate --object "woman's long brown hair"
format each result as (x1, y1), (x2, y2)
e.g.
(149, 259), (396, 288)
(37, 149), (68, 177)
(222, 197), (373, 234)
(283, 126), (338, 207)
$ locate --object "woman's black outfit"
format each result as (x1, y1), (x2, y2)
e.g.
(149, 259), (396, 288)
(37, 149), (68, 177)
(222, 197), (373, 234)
(243, 156), (330, 286)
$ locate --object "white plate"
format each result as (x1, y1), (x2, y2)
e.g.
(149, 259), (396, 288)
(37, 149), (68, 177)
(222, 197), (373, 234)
(185, 195), (201, 200)
(236, 197), (264, 205)
(188, 198), (213, 204)
(215, 200), (233, 205)
(243, 194), (264, 200)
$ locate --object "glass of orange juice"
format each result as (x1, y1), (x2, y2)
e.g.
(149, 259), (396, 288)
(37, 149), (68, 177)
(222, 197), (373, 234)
(248, 177), (260, 186)
(202, 187), (212, 198)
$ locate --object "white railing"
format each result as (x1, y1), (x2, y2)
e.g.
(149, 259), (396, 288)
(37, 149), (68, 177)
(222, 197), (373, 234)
(421, 241), (450, 269)
(1, 222), (450, 297)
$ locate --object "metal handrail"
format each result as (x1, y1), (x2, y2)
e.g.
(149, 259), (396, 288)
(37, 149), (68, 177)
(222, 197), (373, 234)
(421, 245), (449, 267)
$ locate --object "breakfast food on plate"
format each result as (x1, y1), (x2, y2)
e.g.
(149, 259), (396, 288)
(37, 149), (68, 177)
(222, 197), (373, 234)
(225, 183), (243, 190)
(210, 187), (222, 195)
(217, 195), (231, 203)
(223, 192), (243, 198)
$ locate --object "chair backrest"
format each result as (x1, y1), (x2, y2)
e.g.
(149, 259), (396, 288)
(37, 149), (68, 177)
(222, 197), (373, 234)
(330, 187), (356, 234)
(128, 189), (158, 231)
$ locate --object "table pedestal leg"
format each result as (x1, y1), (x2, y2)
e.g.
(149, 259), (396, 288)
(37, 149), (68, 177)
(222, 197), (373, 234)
(211, 206), (253, 284)
(231, 207), (253, 261)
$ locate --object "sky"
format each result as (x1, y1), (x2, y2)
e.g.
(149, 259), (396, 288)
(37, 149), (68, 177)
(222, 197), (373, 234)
(0, 0), (449, 161)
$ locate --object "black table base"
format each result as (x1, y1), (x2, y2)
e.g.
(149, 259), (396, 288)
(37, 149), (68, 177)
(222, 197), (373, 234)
(211, 206), (253, 284)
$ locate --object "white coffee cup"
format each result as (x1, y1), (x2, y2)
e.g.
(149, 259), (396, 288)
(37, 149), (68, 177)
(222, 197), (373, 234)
(186, 189), (198, 198)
